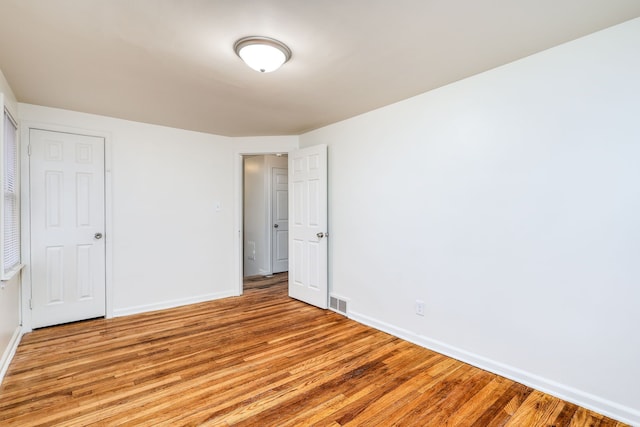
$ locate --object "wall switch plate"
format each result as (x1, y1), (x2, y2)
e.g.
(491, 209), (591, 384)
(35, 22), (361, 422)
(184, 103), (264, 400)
(415, 300), (425, 316)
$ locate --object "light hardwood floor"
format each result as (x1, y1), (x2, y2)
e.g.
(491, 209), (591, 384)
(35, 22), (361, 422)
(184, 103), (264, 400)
(0, 273), (627, 426)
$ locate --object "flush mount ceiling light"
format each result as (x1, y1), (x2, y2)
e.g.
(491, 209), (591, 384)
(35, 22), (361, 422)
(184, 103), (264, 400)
(234, 36), (292, 73)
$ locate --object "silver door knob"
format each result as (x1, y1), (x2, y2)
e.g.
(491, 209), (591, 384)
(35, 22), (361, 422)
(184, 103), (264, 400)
(94, 233), (103, 240)
(274, 224), (279, 228)
(317, 232), (324, 238)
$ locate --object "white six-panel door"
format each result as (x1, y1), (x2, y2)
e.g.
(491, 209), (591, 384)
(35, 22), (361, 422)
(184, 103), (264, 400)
(272, 167), (289, 274)
(288, 145), (328, 309)
(29, 129), (106, 328)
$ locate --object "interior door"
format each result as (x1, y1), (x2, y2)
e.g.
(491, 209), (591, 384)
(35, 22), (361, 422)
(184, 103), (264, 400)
(29, 129), (106, 328)
(271, 167), (288, 273)
(288, 144), (328, 308)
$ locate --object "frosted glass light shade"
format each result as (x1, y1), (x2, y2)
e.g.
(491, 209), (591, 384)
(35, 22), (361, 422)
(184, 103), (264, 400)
(234, 37), (292, 73)
(238, 44), (285, 73)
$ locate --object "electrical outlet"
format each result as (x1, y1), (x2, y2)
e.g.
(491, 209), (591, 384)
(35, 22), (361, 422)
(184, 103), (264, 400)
(415, 300), (425, 316)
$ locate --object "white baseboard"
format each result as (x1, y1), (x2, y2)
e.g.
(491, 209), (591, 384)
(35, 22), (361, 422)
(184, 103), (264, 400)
(349, 310), (639, 426)
(0, 326), (23, 385)
(113, 290), (238, 318)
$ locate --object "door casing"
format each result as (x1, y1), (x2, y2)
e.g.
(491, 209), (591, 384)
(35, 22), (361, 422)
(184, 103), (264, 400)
(20, 122), (113, 332)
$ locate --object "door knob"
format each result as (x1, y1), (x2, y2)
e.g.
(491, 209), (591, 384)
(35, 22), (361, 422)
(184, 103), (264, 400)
(274, 224), (279, 228)
(94, 233), (103, 240)
(316, 232), (324, 238)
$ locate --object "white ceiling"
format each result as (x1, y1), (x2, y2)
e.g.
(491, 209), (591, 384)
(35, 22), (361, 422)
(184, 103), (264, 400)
(1, 0), (639, 137)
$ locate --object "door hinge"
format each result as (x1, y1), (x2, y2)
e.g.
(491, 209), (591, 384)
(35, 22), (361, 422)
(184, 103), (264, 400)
(29, 299), (33, 309)
(27, 145), (32, 156)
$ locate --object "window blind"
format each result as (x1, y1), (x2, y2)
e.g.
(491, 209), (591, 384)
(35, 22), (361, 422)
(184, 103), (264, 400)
(2, 107), (19, 276)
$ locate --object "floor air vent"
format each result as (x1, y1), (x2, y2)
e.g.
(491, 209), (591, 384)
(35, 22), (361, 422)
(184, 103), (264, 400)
(329, 296), (348, 315)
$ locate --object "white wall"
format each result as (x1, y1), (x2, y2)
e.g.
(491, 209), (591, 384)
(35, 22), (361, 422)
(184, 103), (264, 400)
(16, 106), (299, 319)
(233, 136), (298, 154)
(0, 273), (19, 381)
(300, 18), (640, 425)
(0, 70), (17, 114)
(0, 69), (21, 382)
(19, 104), (240, 317)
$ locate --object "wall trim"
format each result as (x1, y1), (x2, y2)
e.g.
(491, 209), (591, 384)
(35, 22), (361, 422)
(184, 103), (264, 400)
(233, 146), (296, 297)
(0, 326), (23, 385)
(348, 310), (639, 426)
(112, 290), (237, 318)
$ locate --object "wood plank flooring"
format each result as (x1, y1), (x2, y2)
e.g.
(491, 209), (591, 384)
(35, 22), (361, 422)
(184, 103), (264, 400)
(0, 273), (627, 426)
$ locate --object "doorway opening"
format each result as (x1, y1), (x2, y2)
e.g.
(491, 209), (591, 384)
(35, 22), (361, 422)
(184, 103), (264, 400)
(242, 154), (288, 292)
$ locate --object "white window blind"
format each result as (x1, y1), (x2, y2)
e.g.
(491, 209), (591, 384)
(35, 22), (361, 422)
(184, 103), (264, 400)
(2, 107), (19, 278)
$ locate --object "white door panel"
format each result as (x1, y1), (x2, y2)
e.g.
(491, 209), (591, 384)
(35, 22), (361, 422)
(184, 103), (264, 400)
(30, 129), (106, 328)
(272, 167), (288, 273)
(288, 145), (328, 309)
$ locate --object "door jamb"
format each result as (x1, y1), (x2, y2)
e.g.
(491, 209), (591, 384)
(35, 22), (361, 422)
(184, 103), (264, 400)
(20, 122), (113, 332)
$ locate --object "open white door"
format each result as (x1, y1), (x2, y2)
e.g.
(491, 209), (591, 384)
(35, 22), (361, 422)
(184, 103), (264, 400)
(288, 144), (328, 309)
(29, 129), (106, 328)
